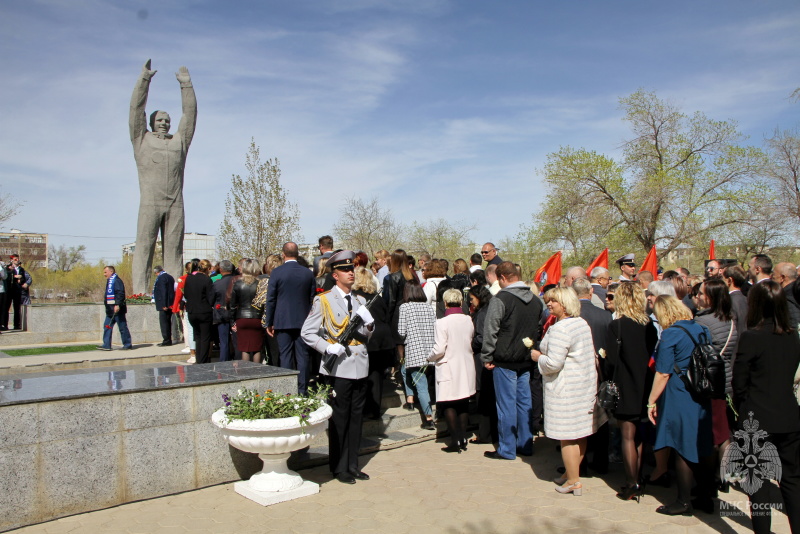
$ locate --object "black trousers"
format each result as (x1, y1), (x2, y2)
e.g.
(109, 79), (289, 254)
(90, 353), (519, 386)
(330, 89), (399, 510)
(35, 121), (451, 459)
(158, 309), (173, 343)
(328, 376), (367, 475)
(6, 287), (21, 329)
(530, 366), (543, 434)
(0, 292), (6, 330)
(188, 313), (213, 364)
(750, 431), (800, 534)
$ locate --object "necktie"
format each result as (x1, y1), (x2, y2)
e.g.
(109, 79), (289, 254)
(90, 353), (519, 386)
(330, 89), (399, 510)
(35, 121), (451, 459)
(345, 295), (352, 314)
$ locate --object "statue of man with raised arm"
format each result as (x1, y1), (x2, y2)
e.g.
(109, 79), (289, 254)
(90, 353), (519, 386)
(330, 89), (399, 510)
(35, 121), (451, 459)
(129, 59), (197, 294)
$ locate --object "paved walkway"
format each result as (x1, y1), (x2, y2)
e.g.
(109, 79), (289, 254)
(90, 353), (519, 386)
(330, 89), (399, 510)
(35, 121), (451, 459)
(10, 435), (789, 534)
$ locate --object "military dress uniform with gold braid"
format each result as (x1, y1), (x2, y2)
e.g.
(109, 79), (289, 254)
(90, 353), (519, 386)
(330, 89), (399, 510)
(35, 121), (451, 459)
(302, 261), (371, 478)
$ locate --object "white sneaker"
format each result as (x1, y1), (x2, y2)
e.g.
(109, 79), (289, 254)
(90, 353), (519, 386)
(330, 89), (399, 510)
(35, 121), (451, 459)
(181, 347), (191, 354)
(186, 356), (196, 364)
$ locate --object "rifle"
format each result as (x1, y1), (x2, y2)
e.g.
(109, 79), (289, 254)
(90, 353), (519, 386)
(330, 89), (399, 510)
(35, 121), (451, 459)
(321, 290), (382, 373)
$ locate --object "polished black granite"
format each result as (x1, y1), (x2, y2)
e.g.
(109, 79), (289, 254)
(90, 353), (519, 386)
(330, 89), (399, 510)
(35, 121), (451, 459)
(0, 361), (297, 406)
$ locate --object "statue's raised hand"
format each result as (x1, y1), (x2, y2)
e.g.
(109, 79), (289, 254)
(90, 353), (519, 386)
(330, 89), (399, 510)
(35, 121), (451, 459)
(142, 59), (157, 80)
(176, 66), (191, 83)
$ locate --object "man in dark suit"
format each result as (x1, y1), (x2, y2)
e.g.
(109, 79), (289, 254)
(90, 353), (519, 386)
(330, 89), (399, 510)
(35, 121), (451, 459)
(265, 242), (316, 394)
(574, 278), (612, 474)
(152, 266), (175, 346)
(98, 265), (132, 351)
(589, 267), (609, 303)
(723, 264), (748, 336)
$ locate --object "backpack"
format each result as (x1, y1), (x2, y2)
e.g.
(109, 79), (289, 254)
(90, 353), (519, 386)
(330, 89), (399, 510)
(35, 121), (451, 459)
(672, 324), (726, 400)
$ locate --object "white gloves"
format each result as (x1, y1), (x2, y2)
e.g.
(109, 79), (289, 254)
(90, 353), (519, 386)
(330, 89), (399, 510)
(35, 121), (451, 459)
(326, 343), (346, 356)
(355, 306), (374, 326)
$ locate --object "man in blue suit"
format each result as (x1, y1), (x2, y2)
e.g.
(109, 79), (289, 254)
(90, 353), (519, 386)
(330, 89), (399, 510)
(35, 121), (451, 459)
(265, 242), (316, 394)
(152, 266), (176, 346)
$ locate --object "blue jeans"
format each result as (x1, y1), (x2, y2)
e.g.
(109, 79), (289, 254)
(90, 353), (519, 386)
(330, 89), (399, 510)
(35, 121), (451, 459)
(217, 323), (231, 362)
(402, 364), (432, 417)
(102, 314), (132, 349)
(493, 366), (533, 459)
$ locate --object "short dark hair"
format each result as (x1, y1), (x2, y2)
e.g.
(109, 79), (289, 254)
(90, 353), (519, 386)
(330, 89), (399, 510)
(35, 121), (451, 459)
(105, 265), (116, 273)
(752, 254), (773, 275)
(723, 265), (746, 288)
(747, 280), (791, 334)
(470, 253), (482, 266)
(496, 261), (518, 281)
(402, 281), (426, 304)
(318, 235), (333, 249)
(469, 269), (486, 287)
(153, 265), (163, 272)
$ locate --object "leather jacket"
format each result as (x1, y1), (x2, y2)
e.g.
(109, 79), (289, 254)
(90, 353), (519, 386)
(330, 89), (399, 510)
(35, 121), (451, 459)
(230, 280), (262, 320)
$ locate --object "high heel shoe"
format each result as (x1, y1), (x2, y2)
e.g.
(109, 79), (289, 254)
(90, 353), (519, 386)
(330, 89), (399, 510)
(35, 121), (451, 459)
(616, 484), (642, 502)
(554, 482), (582, 496)
(459, 440), (468, 451)
(656, 501), (692, 516)
(441, 444), (461, 454)
(644, 472), (671, 488)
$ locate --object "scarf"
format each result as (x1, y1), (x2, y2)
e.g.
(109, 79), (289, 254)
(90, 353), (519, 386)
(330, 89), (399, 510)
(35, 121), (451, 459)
(106, 274), (118, 305)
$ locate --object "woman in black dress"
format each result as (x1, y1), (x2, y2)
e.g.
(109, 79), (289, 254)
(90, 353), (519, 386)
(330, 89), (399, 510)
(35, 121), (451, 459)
(605, 282), (658, 501)
(733, 281), (800, 534)
(354, 266), (394, 420)
(183, 259), (214, 364)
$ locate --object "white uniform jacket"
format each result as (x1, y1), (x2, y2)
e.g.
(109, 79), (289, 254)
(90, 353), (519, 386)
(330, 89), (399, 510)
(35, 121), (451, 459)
(302, 289), (371, 379)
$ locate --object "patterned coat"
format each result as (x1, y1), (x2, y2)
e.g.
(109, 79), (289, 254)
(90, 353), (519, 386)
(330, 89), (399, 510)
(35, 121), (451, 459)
(538, 316), (607, 440)
(397, 302), (436, 368)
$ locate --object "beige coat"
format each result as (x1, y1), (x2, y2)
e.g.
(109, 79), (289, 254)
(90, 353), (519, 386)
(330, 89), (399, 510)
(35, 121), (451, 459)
(428, 312), (476, 402)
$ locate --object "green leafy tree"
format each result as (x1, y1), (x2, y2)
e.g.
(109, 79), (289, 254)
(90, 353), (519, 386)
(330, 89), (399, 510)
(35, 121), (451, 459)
(525, 90), (766, 261)
(218, 139), (300, 261)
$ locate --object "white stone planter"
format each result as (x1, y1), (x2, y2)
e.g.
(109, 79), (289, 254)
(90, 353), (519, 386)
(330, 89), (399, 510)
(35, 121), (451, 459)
(211, 404), (332, 506)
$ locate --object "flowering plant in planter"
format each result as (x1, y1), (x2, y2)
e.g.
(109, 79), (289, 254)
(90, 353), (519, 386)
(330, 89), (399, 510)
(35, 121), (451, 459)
(126, 293), (151, 304)
(220, 384), (331, 426)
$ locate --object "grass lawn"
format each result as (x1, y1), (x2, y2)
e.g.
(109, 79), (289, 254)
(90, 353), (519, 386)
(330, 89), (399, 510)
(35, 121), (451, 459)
(3, 344), (99, 357)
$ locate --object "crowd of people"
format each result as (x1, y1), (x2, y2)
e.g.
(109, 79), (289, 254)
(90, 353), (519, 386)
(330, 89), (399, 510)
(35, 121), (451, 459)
(162, 237), (800, 531)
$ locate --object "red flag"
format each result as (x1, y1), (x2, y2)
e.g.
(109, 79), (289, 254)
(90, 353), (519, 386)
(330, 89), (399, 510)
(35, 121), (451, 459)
(585, 248), (609, 277)
(533, 252), (562, 286)
(639, 245), (658, 278)
(709, 240), (716, 260)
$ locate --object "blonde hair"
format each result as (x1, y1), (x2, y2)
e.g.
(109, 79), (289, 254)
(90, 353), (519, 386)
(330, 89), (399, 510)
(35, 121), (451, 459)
(353, 266), (377, 294)
(239, 258), (260, 285)
(264, 254), (283, 275)
(442, 288), (463, 307)
(614, 282), (649, 325)
(653, 295), (692, 330)
(198, 259), (212, 274)
(544, 287), (581, 318)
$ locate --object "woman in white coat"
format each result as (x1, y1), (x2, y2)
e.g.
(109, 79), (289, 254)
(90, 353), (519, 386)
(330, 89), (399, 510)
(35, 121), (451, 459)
(531, 287), (606, 496)
(429, 288), (476, 453)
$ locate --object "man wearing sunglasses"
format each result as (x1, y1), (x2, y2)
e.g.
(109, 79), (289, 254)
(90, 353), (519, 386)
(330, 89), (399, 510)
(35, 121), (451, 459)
(481, 242), (503, 267)
(705, 259), (722, 279)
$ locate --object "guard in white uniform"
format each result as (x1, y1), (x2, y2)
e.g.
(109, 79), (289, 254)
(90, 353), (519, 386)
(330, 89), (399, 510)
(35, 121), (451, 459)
(302, 250), (374, 484)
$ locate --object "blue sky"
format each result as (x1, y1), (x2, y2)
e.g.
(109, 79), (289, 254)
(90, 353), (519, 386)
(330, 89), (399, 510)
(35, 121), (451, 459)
(1, 0), (799, 263)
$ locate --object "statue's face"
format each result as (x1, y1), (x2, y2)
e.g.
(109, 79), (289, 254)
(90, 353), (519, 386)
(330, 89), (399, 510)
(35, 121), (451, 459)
(153, 111), (171, 133)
